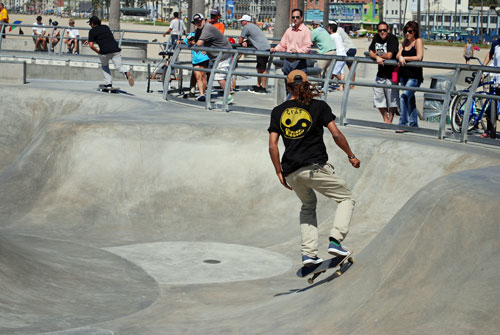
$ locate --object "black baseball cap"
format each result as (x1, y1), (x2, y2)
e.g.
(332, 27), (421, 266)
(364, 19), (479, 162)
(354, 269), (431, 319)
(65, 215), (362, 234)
(36, 16), (42, 21)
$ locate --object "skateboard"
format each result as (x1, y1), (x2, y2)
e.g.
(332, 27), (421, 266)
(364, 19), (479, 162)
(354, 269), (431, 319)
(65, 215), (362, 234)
(97, 85), (120, 94)
(296, 252), (354, 284)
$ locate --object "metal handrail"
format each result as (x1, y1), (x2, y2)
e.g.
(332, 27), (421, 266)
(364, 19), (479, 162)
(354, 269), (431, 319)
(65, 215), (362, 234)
(0, 22), (162, 57)
(163, 44), (500, 145)
(2, 21), (499, 145)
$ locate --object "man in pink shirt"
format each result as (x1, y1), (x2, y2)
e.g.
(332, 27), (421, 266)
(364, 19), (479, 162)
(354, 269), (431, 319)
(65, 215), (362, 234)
(270, 8), (312, 75)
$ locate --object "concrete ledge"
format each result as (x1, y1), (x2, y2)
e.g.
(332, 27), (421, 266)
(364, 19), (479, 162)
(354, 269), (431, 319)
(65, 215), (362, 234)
(0, 60), (26, 84)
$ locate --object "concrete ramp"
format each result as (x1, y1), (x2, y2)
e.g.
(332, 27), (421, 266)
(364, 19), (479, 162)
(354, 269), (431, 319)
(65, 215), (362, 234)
(336, 166), (500, 334)
(1, 85), (500, 334)
(0, 234), (158, 334)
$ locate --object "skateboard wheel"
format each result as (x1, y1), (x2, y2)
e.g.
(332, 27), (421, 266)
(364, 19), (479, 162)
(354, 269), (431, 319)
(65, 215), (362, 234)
(336, 270), (342, 276)
(348, 257), (354, 264)
(307, 278), (314, 284)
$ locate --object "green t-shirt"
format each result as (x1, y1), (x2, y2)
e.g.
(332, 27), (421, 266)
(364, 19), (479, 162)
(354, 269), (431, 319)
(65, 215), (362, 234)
(312, 27), (335, 54)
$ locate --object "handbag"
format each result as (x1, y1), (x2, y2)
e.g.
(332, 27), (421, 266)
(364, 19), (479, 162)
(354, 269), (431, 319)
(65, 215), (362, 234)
(392, 66), (400, 83)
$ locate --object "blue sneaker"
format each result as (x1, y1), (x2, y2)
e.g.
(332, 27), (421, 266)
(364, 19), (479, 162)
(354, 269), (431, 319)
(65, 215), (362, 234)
(302, 255), (323, 266)
(328, 241), (350, 257)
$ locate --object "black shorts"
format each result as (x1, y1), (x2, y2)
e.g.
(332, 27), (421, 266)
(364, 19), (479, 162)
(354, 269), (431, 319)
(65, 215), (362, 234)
(256, 55), (269, 70)
(193, 60), (210, 68)
(346, 48), (357, 67)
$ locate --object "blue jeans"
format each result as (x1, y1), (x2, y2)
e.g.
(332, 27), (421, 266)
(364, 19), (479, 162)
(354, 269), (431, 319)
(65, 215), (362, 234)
(399, 77), (421, 127)
(168, 34), (180, 50)
(282, 58), (307, 75)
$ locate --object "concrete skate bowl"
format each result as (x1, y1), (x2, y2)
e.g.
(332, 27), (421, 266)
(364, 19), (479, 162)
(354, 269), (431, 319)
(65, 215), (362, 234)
(1, 86), (500, 334)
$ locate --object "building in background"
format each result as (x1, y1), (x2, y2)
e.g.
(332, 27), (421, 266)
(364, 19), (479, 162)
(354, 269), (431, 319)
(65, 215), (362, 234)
(305, 0), (325, 22)
(8, 0), (500, 43)
(329, 0), (379, 32)
(233, 0), (275, 22)
(384, 0), (469, 36)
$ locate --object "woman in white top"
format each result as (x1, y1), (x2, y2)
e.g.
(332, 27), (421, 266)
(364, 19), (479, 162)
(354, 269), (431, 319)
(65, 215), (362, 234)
(328, 22), (346, 90)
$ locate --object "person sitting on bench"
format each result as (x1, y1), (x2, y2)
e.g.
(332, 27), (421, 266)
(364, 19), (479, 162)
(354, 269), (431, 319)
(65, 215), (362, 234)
(49, 21), (60, 51)
(66, 19), (80, 54)
(32, 15), (48, 51)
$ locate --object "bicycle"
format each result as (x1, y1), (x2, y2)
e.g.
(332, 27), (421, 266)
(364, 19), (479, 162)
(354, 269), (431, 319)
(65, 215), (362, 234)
(448, 62), (500, 135)
(148, 39), (183, 92)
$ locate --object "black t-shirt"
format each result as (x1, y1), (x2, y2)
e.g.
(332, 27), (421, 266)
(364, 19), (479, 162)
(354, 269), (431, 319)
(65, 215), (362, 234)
(88, 25), (121, 55)
(268, 99), (336, 176)
(399, 45), (423, 81)
(369, 33), (399, 79)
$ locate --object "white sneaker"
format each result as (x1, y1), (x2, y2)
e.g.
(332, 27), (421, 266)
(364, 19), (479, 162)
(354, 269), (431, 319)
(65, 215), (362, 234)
(302, 255), (323, 266)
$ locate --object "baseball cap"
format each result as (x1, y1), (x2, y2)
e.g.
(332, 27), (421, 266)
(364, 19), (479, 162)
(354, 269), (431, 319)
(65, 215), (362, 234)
(36, 16), (42, 20)
(239, 15), (252, 22)
(312, 20), (321, 25)
(191, 13), (204, 24)
(52, 21), (58, 26)
(210, 8), (221, 16)
(329, 20), (338, 26)
(287, 70), (308, 85)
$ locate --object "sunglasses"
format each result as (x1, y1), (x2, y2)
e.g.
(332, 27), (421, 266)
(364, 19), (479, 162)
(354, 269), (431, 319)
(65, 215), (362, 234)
(378, 29), (388, 33)
(291, 16), (301, 19)
(406, 30), (414, 34)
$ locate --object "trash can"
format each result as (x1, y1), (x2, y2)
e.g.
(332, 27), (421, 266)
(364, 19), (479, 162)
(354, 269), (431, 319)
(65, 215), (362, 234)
(423, 75), (454, 123)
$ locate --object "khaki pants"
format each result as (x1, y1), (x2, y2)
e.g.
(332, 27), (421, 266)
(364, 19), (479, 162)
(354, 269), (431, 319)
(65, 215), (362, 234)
(99, 52), (128, 85)
(316, 50), (336, 73)
(286, 163), (355, 258)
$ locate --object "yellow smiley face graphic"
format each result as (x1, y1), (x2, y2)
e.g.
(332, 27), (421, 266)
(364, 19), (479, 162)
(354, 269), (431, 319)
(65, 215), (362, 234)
(280, 107), (312, 139)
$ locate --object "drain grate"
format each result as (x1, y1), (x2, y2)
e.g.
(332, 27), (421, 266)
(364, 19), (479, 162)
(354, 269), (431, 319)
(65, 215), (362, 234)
(203, 259), (221, 264)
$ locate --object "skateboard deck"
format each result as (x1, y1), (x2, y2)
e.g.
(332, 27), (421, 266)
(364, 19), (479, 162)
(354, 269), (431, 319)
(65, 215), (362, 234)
(97, 86), (120, 94)
(296, 252), (354, 284)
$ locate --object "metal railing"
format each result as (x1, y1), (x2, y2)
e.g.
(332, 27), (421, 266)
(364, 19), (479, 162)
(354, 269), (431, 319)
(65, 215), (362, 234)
(0, 22), (170, 58)
(164, 44), (500, 145)
(0, 22), (275, 59)
(2, 21), (499, 145)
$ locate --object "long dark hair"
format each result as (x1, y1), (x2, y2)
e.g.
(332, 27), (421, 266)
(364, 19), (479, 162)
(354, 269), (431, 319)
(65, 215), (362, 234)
(402, 21), (420, 47)
(286, 81), (322, 105)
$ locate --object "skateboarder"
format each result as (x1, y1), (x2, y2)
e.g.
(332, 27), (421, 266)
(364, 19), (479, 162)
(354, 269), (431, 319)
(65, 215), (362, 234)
(87, 16), (134, 88)
(268, 70), (360, 266)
